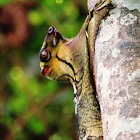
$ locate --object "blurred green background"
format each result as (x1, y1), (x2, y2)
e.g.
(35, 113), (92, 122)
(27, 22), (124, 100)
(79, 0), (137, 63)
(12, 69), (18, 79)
(0, 0), (87, 139)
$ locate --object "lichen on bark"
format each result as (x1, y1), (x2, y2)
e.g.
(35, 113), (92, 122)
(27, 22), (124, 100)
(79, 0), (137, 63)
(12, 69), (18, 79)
(93, 0), (140, 139)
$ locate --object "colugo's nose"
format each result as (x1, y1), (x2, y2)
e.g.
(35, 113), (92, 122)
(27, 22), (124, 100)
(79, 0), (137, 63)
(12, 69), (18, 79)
(48, 27), (56, 34)
(40, 48), (51, 62)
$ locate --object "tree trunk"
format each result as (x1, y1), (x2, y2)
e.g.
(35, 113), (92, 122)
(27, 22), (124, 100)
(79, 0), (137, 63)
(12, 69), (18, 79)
(88, 0), (140, 139)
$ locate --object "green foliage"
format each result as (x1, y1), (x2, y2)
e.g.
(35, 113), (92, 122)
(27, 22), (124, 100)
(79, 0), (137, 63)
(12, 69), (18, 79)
(0, 0), (86, 139)
(0, 0), (11, 6)
(56, 0), (63, 5)
(28, 10), (45, 26)
(27, 117), (46, 134)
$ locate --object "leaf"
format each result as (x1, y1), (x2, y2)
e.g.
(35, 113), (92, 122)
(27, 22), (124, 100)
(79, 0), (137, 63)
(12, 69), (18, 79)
(56, 0), (63, 5)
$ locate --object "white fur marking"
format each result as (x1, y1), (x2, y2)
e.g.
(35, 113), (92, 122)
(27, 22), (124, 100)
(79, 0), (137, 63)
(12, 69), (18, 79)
(85, 31), (88, 38)
(73, 82), (79, 115)
(53, 38), (56, 46)
(83, 134), (89, 140)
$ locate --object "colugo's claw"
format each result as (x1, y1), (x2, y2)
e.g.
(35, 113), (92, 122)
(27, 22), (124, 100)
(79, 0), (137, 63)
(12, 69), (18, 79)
(89, 0), (111, 13)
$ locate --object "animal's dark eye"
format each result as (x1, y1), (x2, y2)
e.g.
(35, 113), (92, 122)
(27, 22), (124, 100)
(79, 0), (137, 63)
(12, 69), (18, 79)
(40, 49), (51, 62)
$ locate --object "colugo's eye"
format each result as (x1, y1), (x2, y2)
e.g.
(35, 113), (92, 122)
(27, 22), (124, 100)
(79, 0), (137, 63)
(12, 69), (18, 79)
(40, 49), (51, 62)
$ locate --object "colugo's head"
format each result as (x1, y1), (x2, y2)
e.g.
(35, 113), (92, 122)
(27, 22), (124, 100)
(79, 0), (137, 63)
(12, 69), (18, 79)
(39, 27), (75, 81)
(39, 27), (87, 82)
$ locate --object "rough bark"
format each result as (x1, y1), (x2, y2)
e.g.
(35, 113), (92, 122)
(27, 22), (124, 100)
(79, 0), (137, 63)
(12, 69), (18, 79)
(88, 0), (140, 139)
(87, 0), (99, 10)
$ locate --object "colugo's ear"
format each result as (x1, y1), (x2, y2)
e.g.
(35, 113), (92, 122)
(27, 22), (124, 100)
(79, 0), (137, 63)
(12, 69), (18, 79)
(43, 27), (64, 48)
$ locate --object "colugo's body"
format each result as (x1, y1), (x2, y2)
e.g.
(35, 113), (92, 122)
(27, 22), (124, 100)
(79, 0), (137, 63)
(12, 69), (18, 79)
(39, 0), (111, 139)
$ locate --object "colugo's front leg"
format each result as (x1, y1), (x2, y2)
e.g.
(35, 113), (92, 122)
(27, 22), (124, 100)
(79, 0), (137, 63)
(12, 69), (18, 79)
(39, 1), (111, 140)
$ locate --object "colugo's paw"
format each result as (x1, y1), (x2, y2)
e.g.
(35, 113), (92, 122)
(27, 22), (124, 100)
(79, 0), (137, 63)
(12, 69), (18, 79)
(88, 0), (111, 13)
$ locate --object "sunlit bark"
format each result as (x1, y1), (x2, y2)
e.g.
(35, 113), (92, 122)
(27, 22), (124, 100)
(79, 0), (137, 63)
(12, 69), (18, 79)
(88, 0), (140, 139)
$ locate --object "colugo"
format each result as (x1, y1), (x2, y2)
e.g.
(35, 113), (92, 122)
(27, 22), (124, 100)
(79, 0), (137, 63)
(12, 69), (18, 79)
(39, 0), (112, 139)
